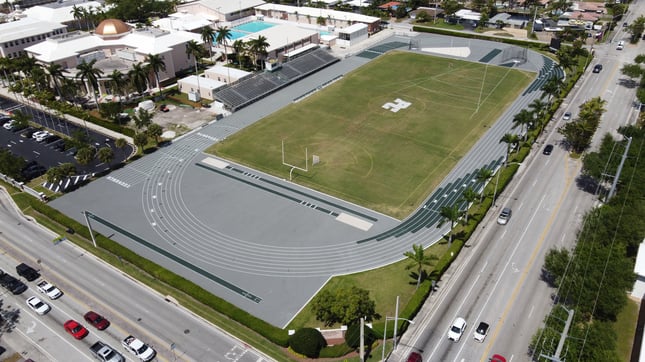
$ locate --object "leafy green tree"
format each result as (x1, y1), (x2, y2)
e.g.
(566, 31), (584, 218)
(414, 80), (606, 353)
(511, 109), (533, 141)
(627, 15), (645, 42)
(311, 287), (380, 326)
(146, 123), (163, 143)
(288, 328), (326, 358)
(97, 146), (114, 165)
(145, 54), (166, 97)
(404, 244), (437, 288)
(0, 150), (26, 180)
(133, 132), (149, 151)
(437, 205), (463, 244)
(115, 138), (127, 149)
(11, 110), (30, 129)
(247, 35), (270, 70)
(541, 75), (563, 104)
(442, 0), (460, 19)
(45, 163), (76, 183)
(99, 102), (122, 121)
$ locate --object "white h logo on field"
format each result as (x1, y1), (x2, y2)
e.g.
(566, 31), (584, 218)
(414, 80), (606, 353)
(382, 98), (411, 113)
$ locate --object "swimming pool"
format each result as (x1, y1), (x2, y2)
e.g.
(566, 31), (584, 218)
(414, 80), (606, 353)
(214, 21), (277, 42)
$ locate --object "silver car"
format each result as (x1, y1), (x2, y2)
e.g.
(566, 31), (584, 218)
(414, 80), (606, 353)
(497, 208), (512, 225)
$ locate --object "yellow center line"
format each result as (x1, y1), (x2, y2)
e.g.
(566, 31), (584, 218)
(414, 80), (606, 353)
(481, 155), (578, 361)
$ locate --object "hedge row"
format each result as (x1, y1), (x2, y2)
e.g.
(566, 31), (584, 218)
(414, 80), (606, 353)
(11, 192), (290, 347)
(412, 25), (551, 52)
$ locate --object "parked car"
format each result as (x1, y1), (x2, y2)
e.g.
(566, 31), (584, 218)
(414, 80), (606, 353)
(473, 321), (490, 342)
(497, 207), (512, 225)
(64, 320), (89, 340)
(592, 64), (603, 73)
(84, 311), (110, 330)
(447, 317), (467, 342)
(0, 273), (27, 294)
(616, 40), (625, 50)
(26, 296), (50, 315)
(16, 263), (40, 281)
(543, 144), (554, 155)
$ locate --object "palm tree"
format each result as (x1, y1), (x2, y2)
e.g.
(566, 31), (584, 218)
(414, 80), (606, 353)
(108, 69), (127, 100)
(499, 133), (520, 164)
(70, 5), (84, 29)
(540, 76), (562, 104)
(97, 146), (114, 165)
(128, 62), (149, 95)
(185, 40), (203, 75)
(475, 168), (493, 202)
(200, 26), (216, 60)
(404, 244), (437, 289)
(215, 26), (232, 62)
(45, 63), (65, 99)
(460, 186), (479, 223)
(75, 59), (103, 109)
(511, 109), (533, 141)
(232, 39), (247, 69)
(247, 35), (269, 69)
(144, 54), (166, 97)
(437, 204), (463, 245)
(11, 110), (31, 129)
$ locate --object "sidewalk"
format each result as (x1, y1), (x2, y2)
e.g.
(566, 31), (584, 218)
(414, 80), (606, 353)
(0, 86), (134, 145)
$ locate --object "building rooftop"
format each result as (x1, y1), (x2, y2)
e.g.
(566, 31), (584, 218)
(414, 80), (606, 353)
(237, 23), (317, 53)
(192, 0), (266, 15)
(181, 74), (225, 89)
(255, 3), (381, 24)
(0, 17), (66, 43)
(152, 11), (212, 31)
(23, 1), (103, 23)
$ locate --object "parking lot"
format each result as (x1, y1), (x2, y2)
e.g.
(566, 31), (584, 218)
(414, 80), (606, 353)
(0, 96), (133, 182)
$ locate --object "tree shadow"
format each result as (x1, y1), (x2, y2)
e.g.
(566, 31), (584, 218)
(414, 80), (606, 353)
(618, 78), (639, 89)
(408, 270), (428, 286)
(0, 300), (21, 336)
(575, 174), (605, 196)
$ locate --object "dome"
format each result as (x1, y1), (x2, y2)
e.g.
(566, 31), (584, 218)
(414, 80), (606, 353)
(95, 19), (130, 36)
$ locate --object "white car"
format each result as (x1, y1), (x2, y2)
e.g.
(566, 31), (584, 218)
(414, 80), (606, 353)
(473, 321), (489, 342)
(447, 317), (467, 342)
(617, 41), (624, 50)
(497, 207), (512, 225)
(37, 280), (63, 299)
(32, 130), (50, 139)
(34, 132), (52, 142)
(26, 296), (51, 315)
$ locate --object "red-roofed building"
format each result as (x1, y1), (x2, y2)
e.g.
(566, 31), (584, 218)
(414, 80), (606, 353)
(378, 1), (401, 10)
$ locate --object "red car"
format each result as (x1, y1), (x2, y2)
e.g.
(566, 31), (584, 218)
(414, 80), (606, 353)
(490, 354), (507, 362)
(407, 352), (422, 362)
(64, 320), (89, 340)
(84, 311), (110, 330)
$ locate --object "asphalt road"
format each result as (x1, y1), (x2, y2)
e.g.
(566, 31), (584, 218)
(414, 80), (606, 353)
(0, 189), (271, 362)
(392, 20), (641, 362)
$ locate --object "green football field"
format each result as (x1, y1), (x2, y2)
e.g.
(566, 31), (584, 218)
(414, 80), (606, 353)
(208, 51), (533, 219)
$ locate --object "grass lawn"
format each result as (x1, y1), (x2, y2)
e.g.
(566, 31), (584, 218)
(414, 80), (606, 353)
(613, 298), (639, 361)
(209, 51), (532, 219)
(287, 240), (450, 330)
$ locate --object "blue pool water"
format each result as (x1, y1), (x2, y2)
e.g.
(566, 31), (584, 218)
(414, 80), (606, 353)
(214, 21), (277, 42)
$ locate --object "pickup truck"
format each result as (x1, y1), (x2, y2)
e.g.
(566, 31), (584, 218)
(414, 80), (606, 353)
(0, 270), (27, 295)
(90, 341), (125, 362)
(16, 263), (40, 281)
(36, 280), (62, 299)
(121, 335), (156, 361)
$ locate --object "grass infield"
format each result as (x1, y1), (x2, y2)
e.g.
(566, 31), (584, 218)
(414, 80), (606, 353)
(209, 51), (533, 218)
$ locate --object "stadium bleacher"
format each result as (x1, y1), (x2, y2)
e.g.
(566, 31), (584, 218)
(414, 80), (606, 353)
(214, 48), (340, 111)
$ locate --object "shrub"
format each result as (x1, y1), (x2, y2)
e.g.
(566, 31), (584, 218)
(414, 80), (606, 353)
(345, 323), (377, 349)
(288, 328), (327, 358)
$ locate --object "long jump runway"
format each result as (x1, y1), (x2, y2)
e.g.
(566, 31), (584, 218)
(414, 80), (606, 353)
(50, 33), (557, 327)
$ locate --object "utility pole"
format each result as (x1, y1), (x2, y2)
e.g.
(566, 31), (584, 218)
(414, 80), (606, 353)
(539, 306), (574, 362)
(607, 136), (632, 201)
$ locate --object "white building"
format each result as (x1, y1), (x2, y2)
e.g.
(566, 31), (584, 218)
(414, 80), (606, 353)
(152, 11), (213, 32)
(25, 19), (202, 94)
(176, 0), (266, 23)
(336, 23), (368, 48)
(177, 75), (225, 100)
(632, 240), (645, 300)
(0, 17), (67, 59)
(23, 1), (104, 26)
(204, 65), (251, 84)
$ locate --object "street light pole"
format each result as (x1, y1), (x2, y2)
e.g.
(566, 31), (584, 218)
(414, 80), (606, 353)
(382, 316), (415, 361)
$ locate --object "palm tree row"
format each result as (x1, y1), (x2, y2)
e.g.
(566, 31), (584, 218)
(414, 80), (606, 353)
(70, 4), (108, 31)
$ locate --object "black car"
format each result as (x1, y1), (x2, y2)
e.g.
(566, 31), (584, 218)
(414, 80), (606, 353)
(593, 64), (603, 73)
(0, 273), (28, 295)
(16, 263), (40, 281)
(543, 144), (554, 155)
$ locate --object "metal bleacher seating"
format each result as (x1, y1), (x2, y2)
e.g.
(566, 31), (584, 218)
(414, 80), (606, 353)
(214, 48), (339, 111)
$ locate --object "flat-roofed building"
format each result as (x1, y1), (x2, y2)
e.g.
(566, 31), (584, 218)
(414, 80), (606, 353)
(178, 75), (225, 100)
(204, 65), (251, 84)
(23, 1), (103, 27)
(25, 19), (202, 95)
(176, 0), (266, 23)
(0, 17), (67, 59)
(254, 3), (381, 34)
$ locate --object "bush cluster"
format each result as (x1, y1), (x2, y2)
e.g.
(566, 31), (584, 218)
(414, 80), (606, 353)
(288, 328), (327, 358)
